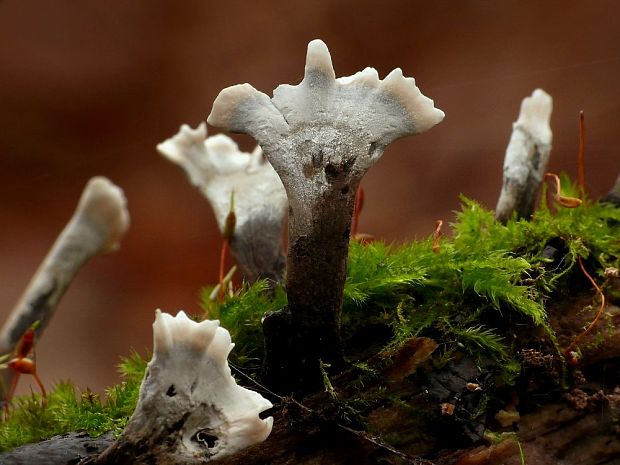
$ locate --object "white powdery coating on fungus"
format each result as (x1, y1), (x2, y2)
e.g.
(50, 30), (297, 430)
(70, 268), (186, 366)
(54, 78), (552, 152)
(503, 89), (553, 185)
(157, 123), (286, 233)
(140, 310), (273, 460)
(74, 176), (130, 253)
(514, 88), (553, 144)
(271, 39), (444, 143)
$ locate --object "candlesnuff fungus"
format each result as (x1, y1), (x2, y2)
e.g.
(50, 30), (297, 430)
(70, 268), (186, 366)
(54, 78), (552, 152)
(95, 310), (273, 465)
(495, 89), (553, 223)
(157, 123), (287, 283)
(0, 177), (129, 402)
(208, 39), (444, 393)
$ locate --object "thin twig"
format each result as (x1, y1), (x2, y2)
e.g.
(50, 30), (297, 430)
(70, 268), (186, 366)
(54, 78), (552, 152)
(229, 361), (433, 463)
(432, 220), (443, 254)
(229, 363), (283, 400)
(337, 424), (435, 464)
(544, 173), (582, 208)
(352, 186), (364, 238)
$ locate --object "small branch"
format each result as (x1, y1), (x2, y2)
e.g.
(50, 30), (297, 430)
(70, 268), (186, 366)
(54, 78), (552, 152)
(0, 432), (114, 465)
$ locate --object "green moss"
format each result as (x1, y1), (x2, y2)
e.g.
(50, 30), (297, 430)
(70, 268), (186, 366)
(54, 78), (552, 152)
(343, 187), (618, 367)
(202, 280), (287, 368)
(0, 351), (146, 451)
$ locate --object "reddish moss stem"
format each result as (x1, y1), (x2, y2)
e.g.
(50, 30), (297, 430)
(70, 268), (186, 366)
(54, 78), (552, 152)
(578, 111), (586, 194)
(432, 220), (443, 254)
(352, 186), (364, 238)
(218, 239), (229, 301)
(544, 173), (582, 208)
(563, 256), (606, 363)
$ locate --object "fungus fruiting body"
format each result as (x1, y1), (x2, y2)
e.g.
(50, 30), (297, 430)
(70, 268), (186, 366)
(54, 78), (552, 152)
(208, 39), (444, 393)
(96, 310), (273, 464)
(495, 89), (553, 222)
(158, 123), (287, 283)
(0, 177), (129, 403)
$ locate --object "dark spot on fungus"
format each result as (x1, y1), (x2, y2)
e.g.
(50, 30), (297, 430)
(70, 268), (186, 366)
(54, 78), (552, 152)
(325, 163), (339, 182)
(259, 406), (277, 419)
(368, 141), (381, 159)
(194, 430), (219, 449)
(312, 149), (324, 168)
(303, 163), (313, 178)
(166, 412), (189, 434)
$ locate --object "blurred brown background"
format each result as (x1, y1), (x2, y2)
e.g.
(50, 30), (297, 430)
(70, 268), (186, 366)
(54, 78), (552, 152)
(1, 0), (618, 394)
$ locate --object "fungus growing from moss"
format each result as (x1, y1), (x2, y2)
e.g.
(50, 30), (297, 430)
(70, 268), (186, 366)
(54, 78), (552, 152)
(208, 39), (444, 393)
(495, 89), (553, 223)
(158, 123), (287, 283)
(0, 177), (129, 402)
(95, 310), (273, 464)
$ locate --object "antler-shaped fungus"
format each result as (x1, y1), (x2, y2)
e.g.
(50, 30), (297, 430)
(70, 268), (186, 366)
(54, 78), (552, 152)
(158, 123), (287, 283)
(208, 39), (444, 393)
(0, 177), (129, 401)
(95, 310), (273, 465)
(495, 89), (553, 223)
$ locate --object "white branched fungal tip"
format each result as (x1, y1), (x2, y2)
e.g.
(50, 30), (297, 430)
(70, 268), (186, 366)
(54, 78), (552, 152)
(144, 310), (273, 460)
(157, 123), (286, 234)
(515, 88), (553, 144)
(207, 38), (444, 153)
(74, 176), (130, 253)
(0, 175), (130, 368)
(156, 123), (209, 185)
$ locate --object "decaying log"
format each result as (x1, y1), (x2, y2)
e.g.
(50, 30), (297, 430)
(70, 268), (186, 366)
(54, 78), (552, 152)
(3, 298), (619, 465)
(0, 432), (113, 465)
